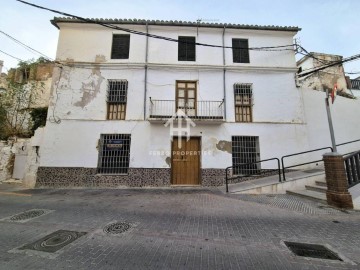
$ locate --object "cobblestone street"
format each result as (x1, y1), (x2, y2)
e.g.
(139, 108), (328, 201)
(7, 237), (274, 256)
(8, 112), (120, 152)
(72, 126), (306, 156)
(0, 183), (359, 270)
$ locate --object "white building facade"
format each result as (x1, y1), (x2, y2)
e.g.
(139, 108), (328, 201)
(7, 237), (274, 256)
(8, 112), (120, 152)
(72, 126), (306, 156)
(37, 18), (306, 187)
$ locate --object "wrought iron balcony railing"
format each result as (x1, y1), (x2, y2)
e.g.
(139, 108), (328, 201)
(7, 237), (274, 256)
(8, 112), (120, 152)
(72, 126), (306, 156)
(148, 98), (225, 122)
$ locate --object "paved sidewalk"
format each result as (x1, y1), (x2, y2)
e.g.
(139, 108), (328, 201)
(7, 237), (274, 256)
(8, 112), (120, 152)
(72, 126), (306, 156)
(0, 183), (359, 269)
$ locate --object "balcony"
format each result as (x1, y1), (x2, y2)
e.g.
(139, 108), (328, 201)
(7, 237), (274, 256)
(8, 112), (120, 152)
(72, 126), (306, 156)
(148, 98), (225, 123)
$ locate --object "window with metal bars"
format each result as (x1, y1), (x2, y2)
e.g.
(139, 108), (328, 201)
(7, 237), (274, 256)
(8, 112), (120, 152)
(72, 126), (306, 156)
(97, 134), (131, 174)
(111, 34), (130, 59)
(178, 36), (196, 61)
(232, 38), (249, 63)
(232, 136), (260, 175)
(107, 80), (127, 120)
(234, 83), (253, 122)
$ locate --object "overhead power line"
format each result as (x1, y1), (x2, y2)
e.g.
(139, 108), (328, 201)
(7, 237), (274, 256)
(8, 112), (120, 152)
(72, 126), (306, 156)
(297, 45), (338, 65)
(0, 49), (24, 61)
(16, 0), (295, 52)
(298, 52), (360, 78)
(346, 71), (360, 75)
(0, 29), (52, 60)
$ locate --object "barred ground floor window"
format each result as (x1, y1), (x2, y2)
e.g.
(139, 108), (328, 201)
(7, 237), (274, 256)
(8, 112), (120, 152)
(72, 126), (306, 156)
(232, 136), (260, 175)
(97, 134), (131, 174)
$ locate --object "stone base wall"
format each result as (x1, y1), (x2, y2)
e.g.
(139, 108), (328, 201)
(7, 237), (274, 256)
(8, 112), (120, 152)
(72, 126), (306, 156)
(36, 167), (171, 188)
(201, 169), (225, 186)
(36, 167), (225, 188)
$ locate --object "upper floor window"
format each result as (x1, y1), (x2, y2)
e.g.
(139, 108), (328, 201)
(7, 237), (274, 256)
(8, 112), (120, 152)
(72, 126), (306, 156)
(111, 34), (130, 59)
(234, 83), (253, 122)
(232, 38), (249, 63)
(107, 80), (128, 120)
(178, 36), (196, 61)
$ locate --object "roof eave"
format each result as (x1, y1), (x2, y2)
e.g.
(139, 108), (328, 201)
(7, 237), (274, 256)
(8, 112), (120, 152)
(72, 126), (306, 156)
(50, 17), (301, 32)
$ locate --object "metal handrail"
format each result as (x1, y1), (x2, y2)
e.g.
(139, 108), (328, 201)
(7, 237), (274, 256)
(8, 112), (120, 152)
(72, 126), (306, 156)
(149, 99), (225, 120)
(281, 147), (333, 181)
(337, 139), (360, 147)
(218, 99), (224, 107)
(225, 158), (281, 193)
(280, 139), (360, 181)
(344, 150), (360, 188)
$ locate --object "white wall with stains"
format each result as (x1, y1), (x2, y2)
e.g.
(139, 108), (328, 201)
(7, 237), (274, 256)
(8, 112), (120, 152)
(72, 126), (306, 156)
(56, 23), (296, 68)
(40, 21), (325, 171)
(50, 67), (303, 124)
(41, 85), (360, 171)
(40, 120), (310, 170)
(302, 88), (360, 153)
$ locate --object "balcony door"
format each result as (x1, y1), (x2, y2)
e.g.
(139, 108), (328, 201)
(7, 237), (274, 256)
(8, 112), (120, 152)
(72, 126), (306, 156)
(176, 81), (197, 117)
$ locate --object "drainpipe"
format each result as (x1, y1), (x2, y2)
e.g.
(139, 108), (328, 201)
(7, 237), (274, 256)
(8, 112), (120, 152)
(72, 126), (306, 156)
(222, 26), (227, 120)
(143, 23), (149, 120)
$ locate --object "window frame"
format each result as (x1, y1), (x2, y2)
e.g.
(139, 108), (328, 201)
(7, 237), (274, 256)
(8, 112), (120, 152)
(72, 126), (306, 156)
(111, 34), (130, 59)
(97, 134), (131, 175)
(175, 80), (197, 116)
(232, 38), (250, 63)
(178, 36), (196, 62)
(106, 80), (128, 120)
(232, 136), (260, 175)
(234, 83), (253, 122)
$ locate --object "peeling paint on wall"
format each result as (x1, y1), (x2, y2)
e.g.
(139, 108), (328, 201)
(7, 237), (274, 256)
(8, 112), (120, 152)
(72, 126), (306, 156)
(216, 140), (232, 153)
(74, 67), (104, 108)
(165, 156), (171, 167)
(95, 55), (106, 63)
(65, 58), (75, 66)
(96, 139), (100, 150)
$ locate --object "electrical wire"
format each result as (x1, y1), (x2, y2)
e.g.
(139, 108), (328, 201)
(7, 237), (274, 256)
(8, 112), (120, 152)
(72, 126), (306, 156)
(16, 0), (296, 52)
(296, 44), (360, 76)
(298, 53), (360, 78)
(297, 45), (338, 65)
(346, 71), (360, 75)
(0, 29), (53, 60)
(0, 49), (24, 61)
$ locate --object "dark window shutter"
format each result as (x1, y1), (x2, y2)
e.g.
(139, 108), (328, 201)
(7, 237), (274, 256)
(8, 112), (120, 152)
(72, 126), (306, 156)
(111, 34), (130, 59)
(178, 36), (196, 61)
(232, 39), (249, 63)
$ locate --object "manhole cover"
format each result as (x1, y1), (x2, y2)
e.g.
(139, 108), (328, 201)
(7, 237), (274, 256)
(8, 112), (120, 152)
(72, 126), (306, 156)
(284, 241), (342, 261)
(20, 230), (86, 253)
(10, 210), (45, 221)
(103, 222), (131, 234)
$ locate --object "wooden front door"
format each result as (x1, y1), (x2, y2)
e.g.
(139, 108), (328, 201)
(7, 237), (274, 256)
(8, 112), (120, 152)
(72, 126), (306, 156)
(176, 81), (197, 117)
(171, 137), (200, 185)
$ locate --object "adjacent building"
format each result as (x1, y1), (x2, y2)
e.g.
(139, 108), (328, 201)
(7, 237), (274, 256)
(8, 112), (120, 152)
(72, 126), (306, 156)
(37, 18), (306, 187)
(296, 52), (350, 94)
(348, 76), (360, 98)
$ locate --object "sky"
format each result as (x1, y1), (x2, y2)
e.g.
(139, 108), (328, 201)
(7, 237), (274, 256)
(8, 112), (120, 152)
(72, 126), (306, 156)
(0, 0), (359, 78)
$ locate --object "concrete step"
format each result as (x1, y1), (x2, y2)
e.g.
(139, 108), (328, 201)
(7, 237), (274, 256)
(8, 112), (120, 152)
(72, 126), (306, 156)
(315, 180), (327, 187)
(305, 185), (327, 194)
(286, 189), (327, 203)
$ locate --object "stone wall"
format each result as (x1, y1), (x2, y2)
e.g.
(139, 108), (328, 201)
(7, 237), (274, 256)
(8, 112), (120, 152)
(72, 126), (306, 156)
(0, 129), (44, 187)
(0, 141), (14, 182)
(36, 167), (225, 188)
